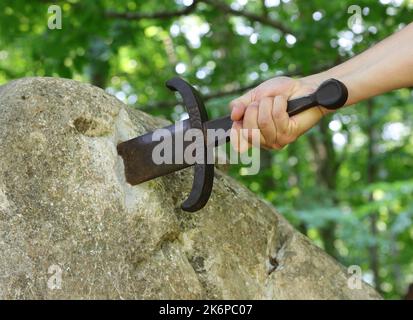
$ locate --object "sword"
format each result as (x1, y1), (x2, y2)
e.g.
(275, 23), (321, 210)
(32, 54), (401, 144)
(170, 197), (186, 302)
(117, 77), (348, 212)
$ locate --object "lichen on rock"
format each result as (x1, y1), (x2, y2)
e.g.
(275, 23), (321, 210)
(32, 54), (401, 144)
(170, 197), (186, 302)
(0, 77), (381, 299)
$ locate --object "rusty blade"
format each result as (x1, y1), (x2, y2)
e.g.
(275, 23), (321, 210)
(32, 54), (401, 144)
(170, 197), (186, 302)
(117, 115), (232, 185)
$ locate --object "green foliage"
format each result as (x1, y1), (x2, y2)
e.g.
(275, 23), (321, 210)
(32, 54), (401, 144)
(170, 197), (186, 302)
(0, 0), (412, 298)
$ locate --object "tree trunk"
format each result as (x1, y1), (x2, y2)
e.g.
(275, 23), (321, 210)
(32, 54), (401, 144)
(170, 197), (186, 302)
(307, 118), (339, 258)
(366, 99), (382, 294)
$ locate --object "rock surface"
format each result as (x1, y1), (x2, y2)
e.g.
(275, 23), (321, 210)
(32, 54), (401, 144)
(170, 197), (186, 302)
(0, 77), (380, 299)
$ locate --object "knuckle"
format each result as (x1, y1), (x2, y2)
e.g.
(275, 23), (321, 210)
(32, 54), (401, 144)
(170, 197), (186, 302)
(276, 141), (287, 150)
(261, 96), (273, 105)
(258, 117), (272, 129)
(275, 134), (288, 146)
(271, 144), (283, 150)
(273, 123), (286, 136)
(250, 88), (260, 101)
(272, 105), (284, 118)
(272, 96), (286, 112)
(280, 125), (289, 135)
(279, 134), (295, 146)
(229, 100), (237, 109)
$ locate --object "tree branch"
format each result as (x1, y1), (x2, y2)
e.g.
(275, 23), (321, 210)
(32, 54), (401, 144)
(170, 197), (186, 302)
(261, 0), (269, 17)
(139, 80), (253, 111)
(140, 62), (339, 111)
(142, 72), (301, 111)
(203, 0), (293, 34)
(106, 1), (199, 20)
(142, 80), (261, 111)
(106, 0), (292, 35)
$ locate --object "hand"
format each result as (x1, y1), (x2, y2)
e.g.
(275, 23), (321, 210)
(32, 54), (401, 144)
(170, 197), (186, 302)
(229, 75), (332, 152)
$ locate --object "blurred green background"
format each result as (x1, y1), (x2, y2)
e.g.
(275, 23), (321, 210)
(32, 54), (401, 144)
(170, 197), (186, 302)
(1, 0), (412, 299)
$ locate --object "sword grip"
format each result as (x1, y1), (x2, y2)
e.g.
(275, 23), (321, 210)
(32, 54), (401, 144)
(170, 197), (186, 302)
(287, 78), (348, 116)
(208, 79), (348, 147)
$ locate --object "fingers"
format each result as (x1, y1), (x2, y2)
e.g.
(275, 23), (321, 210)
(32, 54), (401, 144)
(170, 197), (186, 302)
(231, 94), (321, 152)
(257, 97), (277, 147)
(272, 96), (288, 133)
(230, 103), (247, 122)
(229, 88), (258, 121)
(271, 95), (290, 148)
(241, 101), (263, 148)
(230, 121), (250, 153)
(239, 95), (300, 150)
(229, 76), (327, 152)
(229, 77), (299, 122)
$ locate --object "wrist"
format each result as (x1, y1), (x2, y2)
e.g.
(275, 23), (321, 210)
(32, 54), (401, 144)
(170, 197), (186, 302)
(304, 70), (354, 107)
(302, 71), (331, 86)
(300, 72), (345, 116)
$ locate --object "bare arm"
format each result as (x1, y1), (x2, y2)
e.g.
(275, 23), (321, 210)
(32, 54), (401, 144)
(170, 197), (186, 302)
(312, 22), (413, 105)
(230, 23), (413, 151)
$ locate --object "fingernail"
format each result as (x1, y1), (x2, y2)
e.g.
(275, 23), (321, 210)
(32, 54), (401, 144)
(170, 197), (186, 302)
(231, 107), (240, 120)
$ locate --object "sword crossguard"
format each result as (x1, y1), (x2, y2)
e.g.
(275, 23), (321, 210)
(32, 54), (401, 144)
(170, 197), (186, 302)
(166, 77), (214, 212)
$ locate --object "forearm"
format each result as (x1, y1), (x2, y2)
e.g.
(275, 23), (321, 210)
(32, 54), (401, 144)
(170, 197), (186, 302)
(307, 23), (413, 106)
(231, 23), (413, 149)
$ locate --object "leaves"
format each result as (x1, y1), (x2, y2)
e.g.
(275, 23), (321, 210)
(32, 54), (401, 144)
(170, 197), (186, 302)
(0, 0), (412, 299)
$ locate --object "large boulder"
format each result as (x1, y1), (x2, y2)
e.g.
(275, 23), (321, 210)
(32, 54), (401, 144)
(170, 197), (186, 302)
(0, 77), (380, 299)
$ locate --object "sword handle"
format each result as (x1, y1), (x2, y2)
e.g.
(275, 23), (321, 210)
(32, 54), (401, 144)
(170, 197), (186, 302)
(287, 78), (348, 116)
(207, 78), (348, 147)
